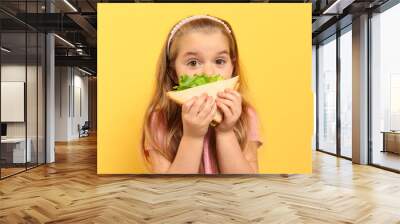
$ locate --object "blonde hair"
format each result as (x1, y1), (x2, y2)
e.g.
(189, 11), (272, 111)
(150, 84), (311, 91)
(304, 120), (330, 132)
(141, 15), (251, 169)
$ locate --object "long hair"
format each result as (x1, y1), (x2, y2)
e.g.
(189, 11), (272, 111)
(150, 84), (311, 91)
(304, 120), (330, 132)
(141, 15), (251, 169)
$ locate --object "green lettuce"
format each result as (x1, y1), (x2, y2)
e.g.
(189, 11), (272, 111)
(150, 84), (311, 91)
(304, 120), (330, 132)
(173, 74), (224, 91)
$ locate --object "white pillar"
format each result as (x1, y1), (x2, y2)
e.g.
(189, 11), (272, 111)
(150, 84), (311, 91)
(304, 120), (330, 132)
(46, 1), (55, 163)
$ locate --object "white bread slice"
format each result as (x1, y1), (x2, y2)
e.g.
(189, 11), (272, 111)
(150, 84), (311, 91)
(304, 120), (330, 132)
(166, 76), (239, 124)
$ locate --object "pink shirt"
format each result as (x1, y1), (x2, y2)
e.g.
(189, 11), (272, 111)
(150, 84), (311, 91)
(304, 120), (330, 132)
(144, 107), (263, 174)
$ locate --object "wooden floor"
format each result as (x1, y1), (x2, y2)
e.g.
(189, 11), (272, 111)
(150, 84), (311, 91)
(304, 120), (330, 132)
(1, 134), (400, 223)
(0, 167), (26, 178)
(373, 150), (400, 171)
(1, 163), (45, 178)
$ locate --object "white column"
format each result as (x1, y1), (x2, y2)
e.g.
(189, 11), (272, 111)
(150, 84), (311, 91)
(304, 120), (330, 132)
(46, 1), (55, 163)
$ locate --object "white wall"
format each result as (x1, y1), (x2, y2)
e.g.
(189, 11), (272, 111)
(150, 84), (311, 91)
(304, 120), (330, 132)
(55, 67), (89, 141)
(1, 65), (39, 137)
(1, 65), (26, 133)
(72, 73), (89, 138)
(55, 67), (70, 141)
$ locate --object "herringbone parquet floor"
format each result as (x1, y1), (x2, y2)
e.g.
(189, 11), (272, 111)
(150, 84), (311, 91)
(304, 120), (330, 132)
(1, 134), (400, 224)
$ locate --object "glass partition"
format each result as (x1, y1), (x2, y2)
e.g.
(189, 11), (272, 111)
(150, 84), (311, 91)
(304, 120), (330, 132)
(0, 1), (46, 179)
(1, 30), (28, 177)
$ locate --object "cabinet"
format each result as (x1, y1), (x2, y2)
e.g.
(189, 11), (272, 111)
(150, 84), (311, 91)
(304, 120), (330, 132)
(382, 132), (400, 154)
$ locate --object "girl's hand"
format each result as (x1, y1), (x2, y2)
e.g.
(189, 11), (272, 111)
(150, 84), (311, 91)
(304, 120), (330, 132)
(182, 93), (217, 139)
(215, 89), (242, 133)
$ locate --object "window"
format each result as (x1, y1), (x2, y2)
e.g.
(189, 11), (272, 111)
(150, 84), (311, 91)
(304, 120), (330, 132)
(371, 2), (400, 171)
(339, 27), (352, 158)
(317, 35), (337, 154)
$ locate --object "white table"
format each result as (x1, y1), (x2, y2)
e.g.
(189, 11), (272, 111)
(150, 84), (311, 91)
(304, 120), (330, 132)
(1, 138), (31, 163)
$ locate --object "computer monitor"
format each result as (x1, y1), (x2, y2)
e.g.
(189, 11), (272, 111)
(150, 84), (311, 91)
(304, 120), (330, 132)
(1, 123), (7, 137)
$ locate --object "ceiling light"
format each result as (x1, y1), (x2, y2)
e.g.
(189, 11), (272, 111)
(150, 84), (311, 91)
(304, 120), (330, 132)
(78, 67), (93, 76)
(1, 47), (11, 53)
(322, 0), (355, 15)
(63, 0), (78, 12)
(54, 34), (75, 48)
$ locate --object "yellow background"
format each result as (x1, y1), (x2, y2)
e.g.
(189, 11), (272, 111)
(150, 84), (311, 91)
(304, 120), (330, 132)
(98, 3), (313, 174)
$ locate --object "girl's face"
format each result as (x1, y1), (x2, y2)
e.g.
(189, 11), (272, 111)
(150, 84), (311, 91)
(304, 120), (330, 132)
(173, 31), (234, 80)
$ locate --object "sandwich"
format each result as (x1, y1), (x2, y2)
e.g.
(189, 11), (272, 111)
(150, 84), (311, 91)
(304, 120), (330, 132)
(166, 74), (239, 125)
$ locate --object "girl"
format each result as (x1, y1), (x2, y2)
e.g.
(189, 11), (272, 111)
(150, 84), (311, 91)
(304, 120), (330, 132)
(141, 15), (263, 174)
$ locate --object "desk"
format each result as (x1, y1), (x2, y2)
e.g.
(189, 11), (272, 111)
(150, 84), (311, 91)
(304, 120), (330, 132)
(381, 131), (400, 154)
(1, 138), (31, 163)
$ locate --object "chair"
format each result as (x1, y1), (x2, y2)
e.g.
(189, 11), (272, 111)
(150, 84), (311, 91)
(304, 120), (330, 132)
(79, 121), (90, 138)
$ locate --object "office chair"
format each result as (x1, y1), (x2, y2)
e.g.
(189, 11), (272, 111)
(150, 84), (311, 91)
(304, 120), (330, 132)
(79, 121), (90, 138)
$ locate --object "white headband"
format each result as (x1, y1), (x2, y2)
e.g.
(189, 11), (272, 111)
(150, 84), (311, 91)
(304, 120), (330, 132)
(167, 15), (232, 53)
